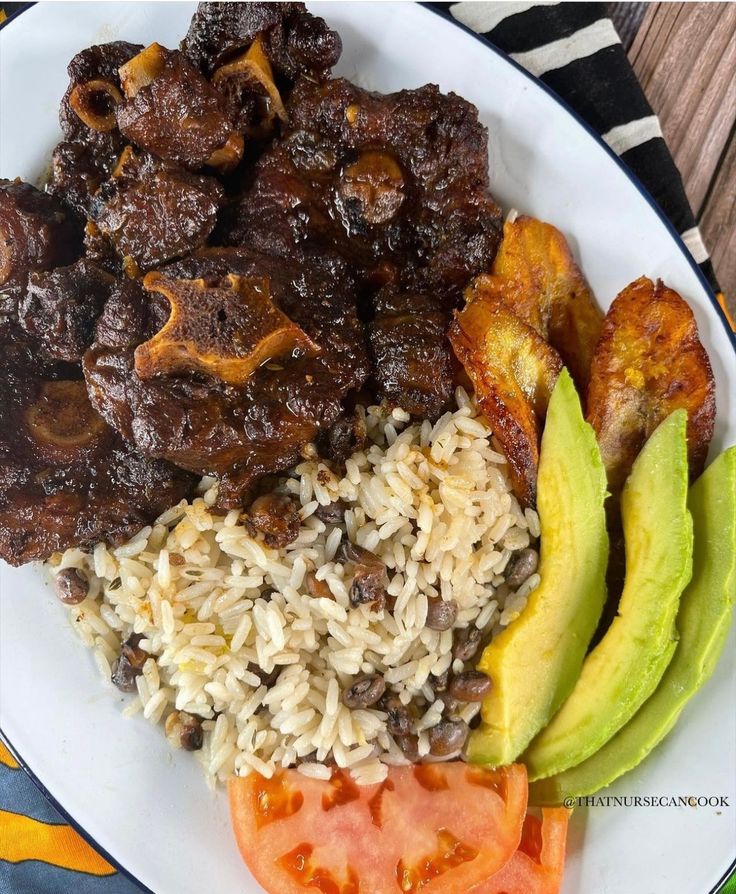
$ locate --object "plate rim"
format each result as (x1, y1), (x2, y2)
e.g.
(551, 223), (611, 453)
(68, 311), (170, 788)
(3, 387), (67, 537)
(1, 3), (734, 892)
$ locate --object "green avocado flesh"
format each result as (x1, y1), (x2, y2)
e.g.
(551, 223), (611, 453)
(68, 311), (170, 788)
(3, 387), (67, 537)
(524, 409), (693, 781)
(466, 369), (609, 767)
(530, 446), (736, 805)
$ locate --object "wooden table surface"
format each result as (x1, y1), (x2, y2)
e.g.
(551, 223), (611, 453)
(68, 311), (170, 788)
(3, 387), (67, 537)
(610, 2), (736, 316)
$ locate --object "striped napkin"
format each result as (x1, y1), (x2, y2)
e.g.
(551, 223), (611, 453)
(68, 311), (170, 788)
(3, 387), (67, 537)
(435, 1), (722, 296)
(0, 3), (732, 893)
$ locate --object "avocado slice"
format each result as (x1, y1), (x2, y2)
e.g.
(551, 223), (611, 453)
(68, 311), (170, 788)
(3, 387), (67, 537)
(524, 409), (693, 780)
(466, 368), (609, 767)
(529, 447), (735, 804)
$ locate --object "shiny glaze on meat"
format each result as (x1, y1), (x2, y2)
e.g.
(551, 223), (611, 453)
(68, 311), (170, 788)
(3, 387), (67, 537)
(0, 2), (505, 563)
(223, 78), (502, 301)
(0, 179), (82, 316)
(84, 247), (370, 507)
(181, 2), (341, 80)
(116, 46), (237, 171)
(50, 42), (142, 217)
(221, 78), (502, 414)
(0, 326), (195, 565)
(19, 259), (115, 362)
(89, 149), (224, 271)
(369, 288), (454, 418)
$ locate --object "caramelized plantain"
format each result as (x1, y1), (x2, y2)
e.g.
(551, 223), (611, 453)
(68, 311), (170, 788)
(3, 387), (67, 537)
(449, 296), (562, 507)
(466, 215), (602, 391)
(587, 276), (715, 492)
(134, 272), (320, 385)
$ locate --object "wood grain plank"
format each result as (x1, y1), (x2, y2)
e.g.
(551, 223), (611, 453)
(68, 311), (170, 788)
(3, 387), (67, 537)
(628, 3), (736, 215)
(608, 2), (648, 51)
(700, 127), (736, 316)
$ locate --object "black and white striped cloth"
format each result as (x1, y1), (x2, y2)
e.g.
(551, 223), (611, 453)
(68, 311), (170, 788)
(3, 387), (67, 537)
(431, 1), (719, 292)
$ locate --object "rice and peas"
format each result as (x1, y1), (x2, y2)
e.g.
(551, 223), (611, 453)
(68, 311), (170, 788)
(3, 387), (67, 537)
(50, 387), (540, 788)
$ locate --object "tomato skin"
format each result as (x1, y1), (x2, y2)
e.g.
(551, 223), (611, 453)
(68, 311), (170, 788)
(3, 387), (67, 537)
(228, 763), (528, 894)
(469, 807), (570, 894)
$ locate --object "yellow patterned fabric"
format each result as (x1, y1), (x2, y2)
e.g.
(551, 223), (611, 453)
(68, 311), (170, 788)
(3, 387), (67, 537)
(0, 738), (139, 892)
(0, 742), (17, 769)
(0, 810), (115, 875)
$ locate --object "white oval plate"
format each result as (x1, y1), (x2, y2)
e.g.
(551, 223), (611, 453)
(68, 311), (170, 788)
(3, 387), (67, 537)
(1, 3), (735, 893)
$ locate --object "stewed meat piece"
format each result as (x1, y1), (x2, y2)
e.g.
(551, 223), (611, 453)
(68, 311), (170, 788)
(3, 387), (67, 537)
(0, 327), (195, 566)
(89, 148), (224, 270)
(222, 78), (503, 305)
(182, 2), (341, 145)
(369, 287), (453, 417)
(316, 409), (367, 465)
(59, 41), (142, 144)
(83, 247), (370, 507)
(116, 43), (242, 172)
(182, 3), (340, 144)
(49, 140), (120, 220)
(219, 78), (500, 415)
(181, 2), (341, 80)
(210, 35), (288, 142)
(247, 494), (301, 548)
(51, 41), (142, 218)
(0, 179), (82, 316)
(18, 259), (115, 362)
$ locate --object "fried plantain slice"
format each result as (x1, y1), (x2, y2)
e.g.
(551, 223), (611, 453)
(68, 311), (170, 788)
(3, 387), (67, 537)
(466, 215), (602, 391)
(587, 276), (715, 492)
(449, 296), (562, 507)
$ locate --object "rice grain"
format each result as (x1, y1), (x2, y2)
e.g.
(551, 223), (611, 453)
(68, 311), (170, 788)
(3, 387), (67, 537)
(55, 396), (539, 787)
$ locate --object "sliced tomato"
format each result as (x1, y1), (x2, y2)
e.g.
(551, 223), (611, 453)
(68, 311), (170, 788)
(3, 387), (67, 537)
(228, 762), (528, 894)
(470, 807), (570, 894)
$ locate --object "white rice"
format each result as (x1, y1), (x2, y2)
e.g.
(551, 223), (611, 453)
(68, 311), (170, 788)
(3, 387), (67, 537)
(51, 390), (539, 787)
